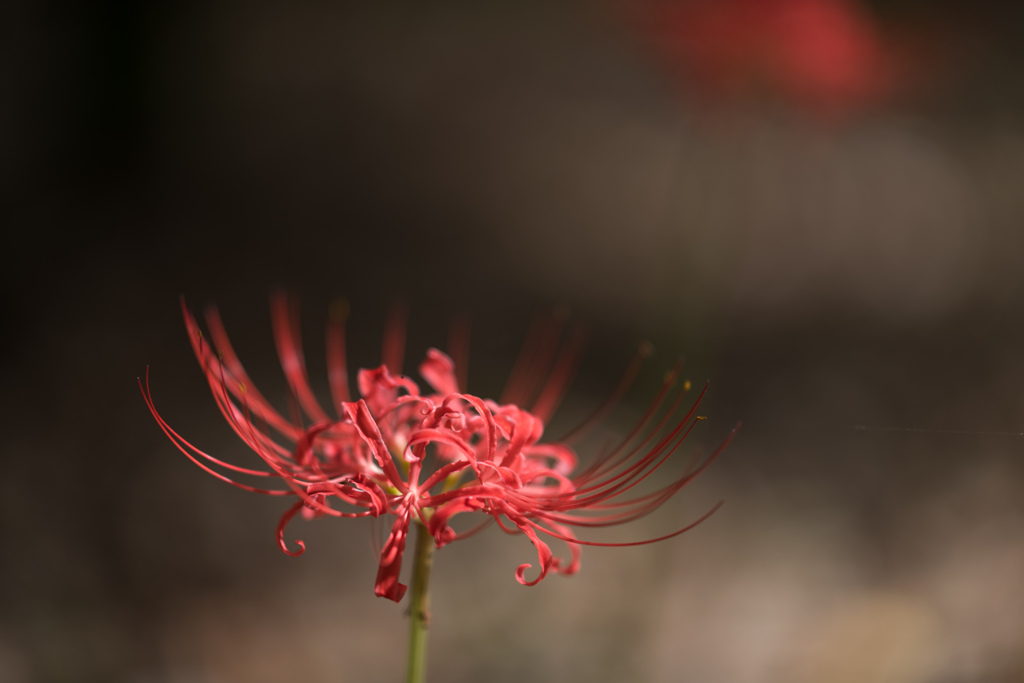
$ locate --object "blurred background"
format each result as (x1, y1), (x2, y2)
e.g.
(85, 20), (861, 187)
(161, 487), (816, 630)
(4, 0), (1024, 681)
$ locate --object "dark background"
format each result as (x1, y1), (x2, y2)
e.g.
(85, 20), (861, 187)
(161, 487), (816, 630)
(3, 1), (1024, 681)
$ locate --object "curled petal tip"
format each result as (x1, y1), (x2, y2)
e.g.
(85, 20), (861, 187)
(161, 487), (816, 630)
(153, 293), (732, 600)
(277, 502), (307, 556)
(280, 539), (306, 557)
(514, 563), (535, 585)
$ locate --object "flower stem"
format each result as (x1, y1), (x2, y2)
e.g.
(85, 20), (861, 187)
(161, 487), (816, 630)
(406, 521), (434, 683)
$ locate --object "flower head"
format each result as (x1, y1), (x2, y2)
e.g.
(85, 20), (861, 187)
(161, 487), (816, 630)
(142, 295), (734, 602)
(632, 0), (925, 120)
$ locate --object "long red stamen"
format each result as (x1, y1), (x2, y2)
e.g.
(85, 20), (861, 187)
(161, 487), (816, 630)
(149, 297), (732, 600)
(140, 372), (293, 496)
(447, 315), (471, 392)
(501, 314), (564, 407)
(382, 302), (407, 375)
(200, 302), (301, 440)
(326, 298), (352, 411)
(521, 500), (725, 548)
(574, 361), (685, 483)
(530, 324), (588, 423)
(271, 292), (331, 424)
(557, 342), (653, 444)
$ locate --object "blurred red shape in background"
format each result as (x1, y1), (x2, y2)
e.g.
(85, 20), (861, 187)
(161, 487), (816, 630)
(632, 0), (932, 119)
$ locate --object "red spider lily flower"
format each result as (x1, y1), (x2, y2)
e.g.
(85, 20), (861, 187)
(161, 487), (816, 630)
(631, 0), (925, 119)
(141, 295), (735, 602)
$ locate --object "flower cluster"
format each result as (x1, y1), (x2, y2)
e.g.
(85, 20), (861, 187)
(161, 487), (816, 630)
(142, 295), (733, 601)
(631, 0), (923, 119)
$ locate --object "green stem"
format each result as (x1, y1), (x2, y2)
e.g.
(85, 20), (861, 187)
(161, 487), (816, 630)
(406, 521), (434, 683)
